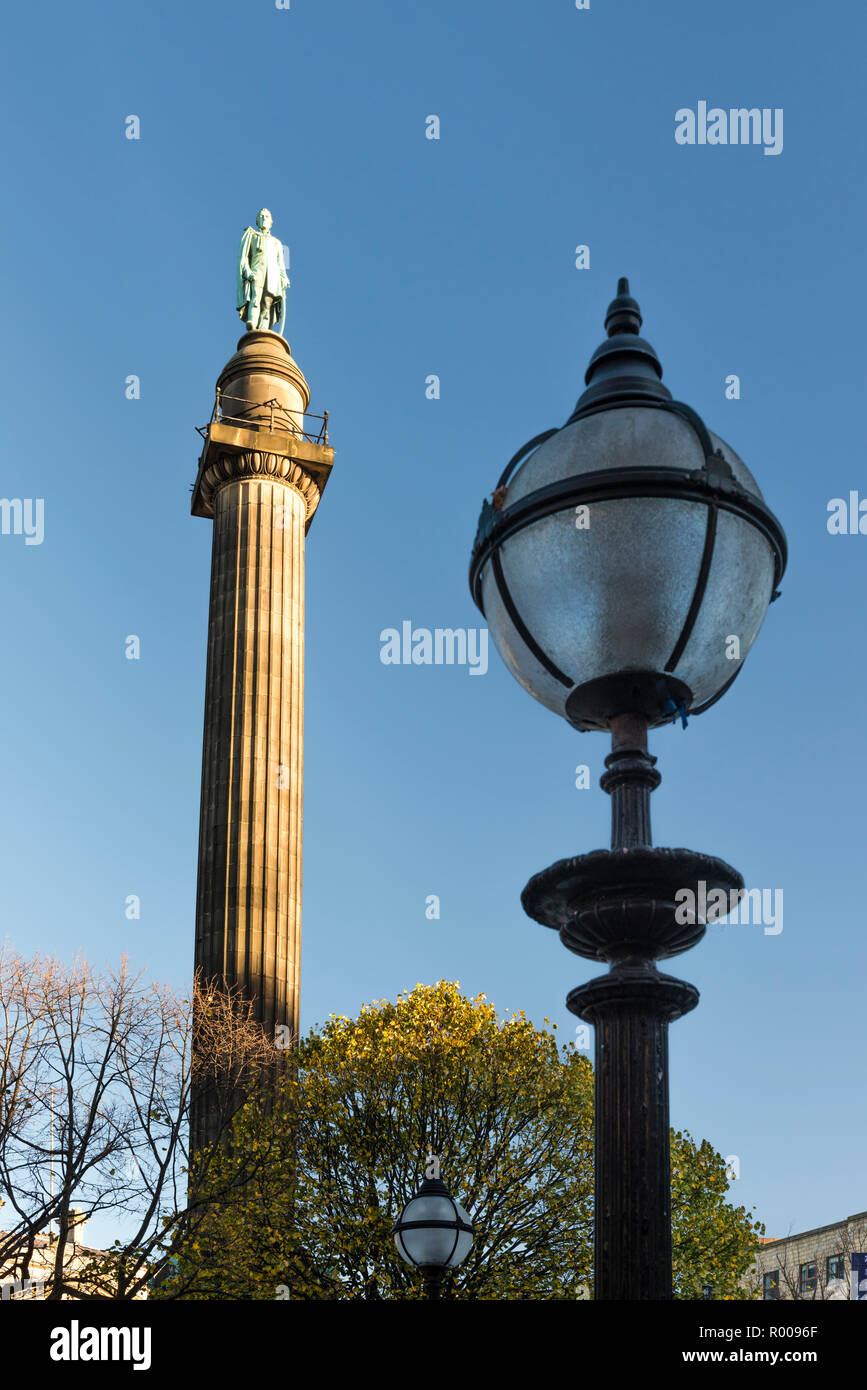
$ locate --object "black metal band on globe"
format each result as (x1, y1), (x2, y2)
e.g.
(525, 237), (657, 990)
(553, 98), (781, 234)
(471, 457), (787, 603)
(470, 427), (786, 730)
(391, 1174), (476, 1290)
(393, 1215), (474, 1270)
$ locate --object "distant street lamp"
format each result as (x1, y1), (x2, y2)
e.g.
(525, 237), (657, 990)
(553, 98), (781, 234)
(393, 1171), (474, 1300)
(469, 279), (786, 1299)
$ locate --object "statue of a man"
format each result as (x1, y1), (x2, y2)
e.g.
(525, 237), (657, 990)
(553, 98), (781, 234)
(236, 209), (289, 334)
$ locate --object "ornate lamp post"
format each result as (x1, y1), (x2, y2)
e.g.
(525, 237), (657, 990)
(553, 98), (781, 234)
(469, 279), (786, 1300)
(393, 1172), (475, 1299)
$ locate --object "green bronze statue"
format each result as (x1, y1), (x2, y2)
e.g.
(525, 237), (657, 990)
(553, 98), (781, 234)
(236, 209), (290, 335)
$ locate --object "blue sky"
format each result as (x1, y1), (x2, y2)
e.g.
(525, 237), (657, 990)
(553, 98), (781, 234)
(1, 0), (865, 1245)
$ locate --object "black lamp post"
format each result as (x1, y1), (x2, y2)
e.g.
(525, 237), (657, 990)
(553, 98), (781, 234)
(392, 1173), (474, 1299)
(469, 279), (786, 1300)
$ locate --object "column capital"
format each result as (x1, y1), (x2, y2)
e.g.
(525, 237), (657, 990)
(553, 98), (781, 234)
(192, 333), (335, 530)
(192, 437), (328, 524)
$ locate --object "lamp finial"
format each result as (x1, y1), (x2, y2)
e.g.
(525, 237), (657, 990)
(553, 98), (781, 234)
(605, 277), (643, 337)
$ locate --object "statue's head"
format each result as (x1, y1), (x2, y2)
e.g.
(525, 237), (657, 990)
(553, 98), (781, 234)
(256, 208), (273, 233)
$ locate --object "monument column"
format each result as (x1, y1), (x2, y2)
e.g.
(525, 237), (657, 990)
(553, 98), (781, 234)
(191, 328), (334, 1144)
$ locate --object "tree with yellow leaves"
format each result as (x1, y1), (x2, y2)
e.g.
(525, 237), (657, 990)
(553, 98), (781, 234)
(162, 982), (762, 1300)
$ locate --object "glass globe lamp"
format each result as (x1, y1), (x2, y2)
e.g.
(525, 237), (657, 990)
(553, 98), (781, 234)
(392, 1175), (474, 1299)
(470, 278), (786, 732)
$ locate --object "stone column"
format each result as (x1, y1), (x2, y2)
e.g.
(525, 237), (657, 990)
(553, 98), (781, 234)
(196, 471), (309, 1030)
(190, 332), (334, 1148)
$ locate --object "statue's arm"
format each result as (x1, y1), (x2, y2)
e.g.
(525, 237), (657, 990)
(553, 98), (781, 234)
(236, 228), (255, 309)
(239, 227), (254, 278)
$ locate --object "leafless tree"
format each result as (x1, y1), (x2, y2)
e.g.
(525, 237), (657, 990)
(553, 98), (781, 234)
(0, 946), (277, 1299)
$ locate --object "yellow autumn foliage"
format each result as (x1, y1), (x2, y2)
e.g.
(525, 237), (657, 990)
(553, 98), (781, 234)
(163, 983), (762, 1300)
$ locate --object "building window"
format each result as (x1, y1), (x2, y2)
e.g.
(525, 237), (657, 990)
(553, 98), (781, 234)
(799, 1261), (817, 1294)
(827, 1254), (845, 1283)
(763, 1270), (780, 1300)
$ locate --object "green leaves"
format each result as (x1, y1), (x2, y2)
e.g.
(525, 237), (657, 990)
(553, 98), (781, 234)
(167, 984), (761, 1301)
(671, 1131), (764, 1299)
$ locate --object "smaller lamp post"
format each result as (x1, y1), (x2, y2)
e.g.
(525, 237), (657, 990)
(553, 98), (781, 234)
(392, 1173), (474, 1299)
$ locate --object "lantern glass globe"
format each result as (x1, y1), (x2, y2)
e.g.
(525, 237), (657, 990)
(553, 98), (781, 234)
(394, 1190), (474, 1271)
(470, 284), (786, 732)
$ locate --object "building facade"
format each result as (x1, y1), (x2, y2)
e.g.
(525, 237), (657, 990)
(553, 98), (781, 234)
(749, 1210), (867, 1300)
(0, 1211), (146, 1299)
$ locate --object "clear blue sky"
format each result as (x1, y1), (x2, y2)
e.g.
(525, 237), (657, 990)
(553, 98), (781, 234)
(1, 0), (864, 1245)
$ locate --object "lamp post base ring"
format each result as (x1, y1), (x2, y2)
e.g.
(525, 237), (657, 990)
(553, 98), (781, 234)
(568, 967), (699, 1023)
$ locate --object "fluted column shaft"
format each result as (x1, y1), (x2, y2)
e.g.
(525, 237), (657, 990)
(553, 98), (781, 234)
(569, 968), (697, 1299)
(195, 474), (306, 1036)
